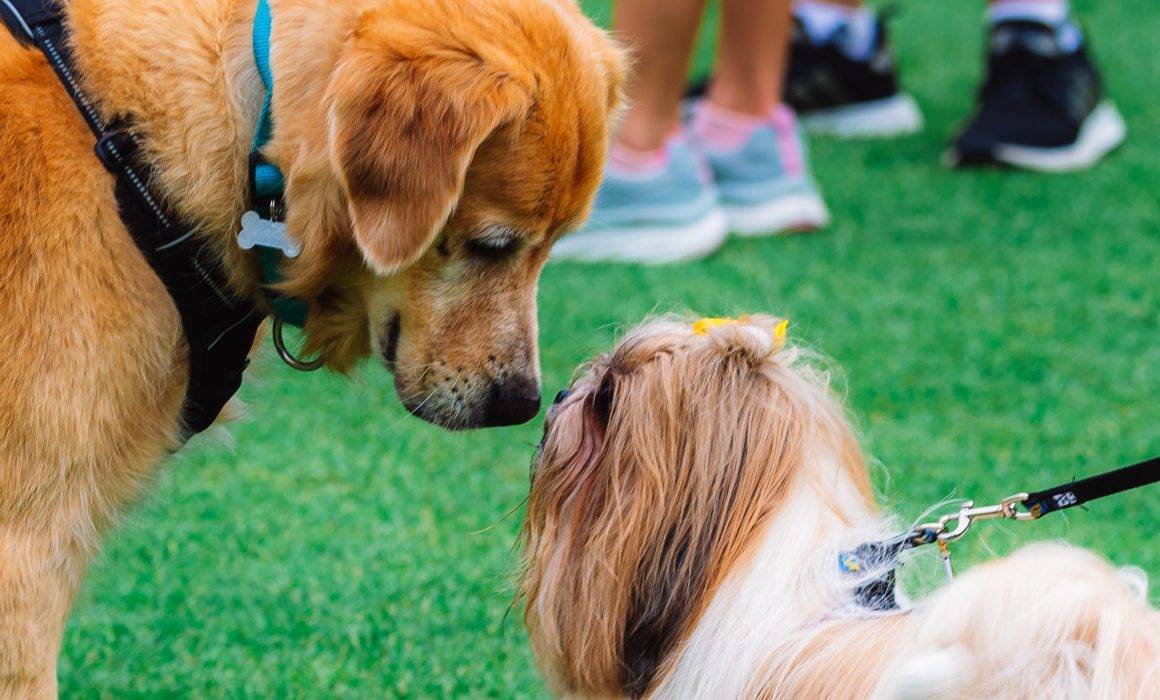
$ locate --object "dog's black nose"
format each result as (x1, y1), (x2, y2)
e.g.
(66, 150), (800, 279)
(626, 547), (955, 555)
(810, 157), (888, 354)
(482, 377), (541, 427)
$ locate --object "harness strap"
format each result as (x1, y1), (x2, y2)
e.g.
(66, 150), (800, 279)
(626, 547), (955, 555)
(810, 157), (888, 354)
(2, 0), (264, 440)
(837, 535), (911, 612)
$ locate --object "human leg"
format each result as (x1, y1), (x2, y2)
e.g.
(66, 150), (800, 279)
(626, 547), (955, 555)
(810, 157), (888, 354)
(554, 0), (729, 264)
(689, 0), (830, 236)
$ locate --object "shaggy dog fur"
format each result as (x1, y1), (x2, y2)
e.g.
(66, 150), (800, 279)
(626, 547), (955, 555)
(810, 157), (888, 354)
(0, 0), (622, 694)
(521, 316), (1159, 698)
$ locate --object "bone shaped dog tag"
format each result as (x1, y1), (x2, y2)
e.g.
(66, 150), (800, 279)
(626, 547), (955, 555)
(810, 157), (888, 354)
(237, 211), (301, 258)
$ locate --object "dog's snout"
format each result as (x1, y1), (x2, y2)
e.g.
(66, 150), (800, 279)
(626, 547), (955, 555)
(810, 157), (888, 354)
(482, 376), (541, 427)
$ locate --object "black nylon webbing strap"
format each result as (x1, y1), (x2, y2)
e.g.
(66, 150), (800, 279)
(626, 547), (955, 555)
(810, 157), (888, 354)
(3, 0), (264, 440)
(1021, 456), (1160, 519)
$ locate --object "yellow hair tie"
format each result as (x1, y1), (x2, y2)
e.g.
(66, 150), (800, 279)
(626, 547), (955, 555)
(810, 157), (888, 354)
(773, 319), (789, 346)
(692, 317), (734, 335)
(692, 317), (790, 346)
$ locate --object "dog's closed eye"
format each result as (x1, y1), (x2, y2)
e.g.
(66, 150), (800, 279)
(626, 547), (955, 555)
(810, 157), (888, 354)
(465, 225), (522, 261)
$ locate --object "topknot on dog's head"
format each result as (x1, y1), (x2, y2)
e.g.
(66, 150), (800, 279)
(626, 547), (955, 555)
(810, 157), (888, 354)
(560, 314), (804, 445)
(691, 314), (791, 367)
(600, 313), (792, 378)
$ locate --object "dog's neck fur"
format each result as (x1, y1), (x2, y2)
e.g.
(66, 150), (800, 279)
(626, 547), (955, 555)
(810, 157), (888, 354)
(652, 443), (891, 698)
(64, 0), (366, 300)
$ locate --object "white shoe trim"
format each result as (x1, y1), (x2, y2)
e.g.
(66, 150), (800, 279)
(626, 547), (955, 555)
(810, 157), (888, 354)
(994, 101), (1127, 172)
(800, 94), (924, 138)
(550, 208), (728, 265)
(725, 191), (831, 237)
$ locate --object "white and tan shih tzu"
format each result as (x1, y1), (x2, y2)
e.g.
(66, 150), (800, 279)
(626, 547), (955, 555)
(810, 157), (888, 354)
(518, 315), (1158, 698)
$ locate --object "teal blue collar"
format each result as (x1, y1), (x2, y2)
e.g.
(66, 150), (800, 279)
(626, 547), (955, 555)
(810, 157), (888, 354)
(251, 0), (284, 199)
(249, 0), (308, 329)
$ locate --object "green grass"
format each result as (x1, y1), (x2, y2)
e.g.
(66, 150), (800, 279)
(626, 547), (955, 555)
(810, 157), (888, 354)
(61, 0), (1158, 695)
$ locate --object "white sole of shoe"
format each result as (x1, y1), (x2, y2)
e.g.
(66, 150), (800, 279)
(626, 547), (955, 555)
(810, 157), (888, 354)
(800, 94), (924, 139)
(993, 101), (1127, 172)
(726, 191), (831, 237)
(550, 208), (729, 265)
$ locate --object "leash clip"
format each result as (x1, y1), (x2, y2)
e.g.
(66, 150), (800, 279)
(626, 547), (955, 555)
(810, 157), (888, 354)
(933, 492), (1032, 543)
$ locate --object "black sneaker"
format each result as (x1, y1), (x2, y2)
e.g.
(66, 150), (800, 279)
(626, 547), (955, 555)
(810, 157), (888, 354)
(784, 15), (922, 138)
(948, 20), (1125, 171)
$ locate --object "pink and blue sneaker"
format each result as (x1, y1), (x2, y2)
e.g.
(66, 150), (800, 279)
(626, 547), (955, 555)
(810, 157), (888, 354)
(553, 104), (828, 263)
(551, 134), (729, 264)
(690, 101), (830, 236)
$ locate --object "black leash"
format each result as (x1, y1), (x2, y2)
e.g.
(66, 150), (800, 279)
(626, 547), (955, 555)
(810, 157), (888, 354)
(842, 455), (1160, 611)
(1021, 456), (1160, 519)
(3, 0), (264, 441)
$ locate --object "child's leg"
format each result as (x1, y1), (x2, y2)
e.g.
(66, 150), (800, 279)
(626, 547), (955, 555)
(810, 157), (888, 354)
(708, 0), (792, 117)
(687, 0), (831, 236)
(613, 0), (708, 152)
(552, 0), (730, 265)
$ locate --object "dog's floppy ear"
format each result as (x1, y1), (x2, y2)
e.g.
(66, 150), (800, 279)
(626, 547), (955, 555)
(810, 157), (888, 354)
(327, 18), (532, 275)
(591, 372), (616, 425)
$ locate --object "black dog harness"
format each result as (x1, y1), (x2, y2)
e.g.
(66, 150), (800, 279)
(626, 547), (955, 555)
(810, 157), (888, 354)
(842, 455), (1160, 611)
(3, 0), (270, 441)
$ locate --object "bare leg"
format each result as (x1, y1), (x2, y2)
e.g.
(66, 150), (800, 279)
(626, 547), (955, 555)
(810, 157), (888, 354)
(612, 0), (708, 151)
(690, 0), (831, 235)
(708, 0), (794, 116)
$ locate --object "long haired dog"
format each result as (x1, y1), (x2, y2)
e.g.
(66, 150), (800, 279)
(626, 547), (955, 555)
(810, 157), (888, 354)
(520, 316), (1159, 698)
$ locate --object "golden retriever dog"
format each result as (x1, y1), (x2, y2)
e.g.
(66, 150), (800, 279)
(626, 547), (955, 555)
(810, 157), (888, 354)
(520, 316), (1159, 698)
(0, 0), (622, 694)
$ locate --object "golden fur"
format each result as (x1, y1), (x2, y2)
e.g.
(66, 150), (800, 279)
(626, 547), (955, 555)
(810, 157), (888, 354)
(520, 316), (1159, 698)
(0, 0), (622, 694)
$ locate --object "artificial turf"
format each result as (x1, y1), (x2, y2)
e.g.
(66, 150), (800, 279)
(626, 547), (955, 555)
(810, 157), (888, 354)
(61, 0), (1157, 696)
